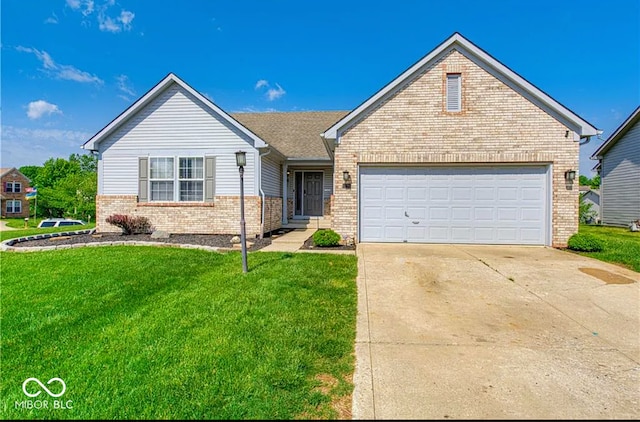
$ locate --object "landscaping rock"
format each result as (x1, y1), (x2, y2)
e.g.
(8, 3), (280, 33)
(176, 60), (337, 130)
(151, 230), (170, 239)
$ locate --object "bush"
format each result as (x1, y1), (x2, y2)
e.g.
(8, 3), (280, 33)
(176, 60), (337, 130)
(105, 214), (154, 235)
(567, 233), (605, 252)
(312, 229), (341, 247)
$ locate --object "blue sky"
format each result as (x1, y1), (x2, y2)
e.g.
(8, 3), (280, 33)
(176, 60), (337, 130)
(2, 0), (639, 177)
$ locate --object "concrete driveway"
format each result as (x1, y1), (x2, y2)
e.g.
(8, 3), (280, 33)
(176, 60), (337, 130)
(353, 244), (640, 419)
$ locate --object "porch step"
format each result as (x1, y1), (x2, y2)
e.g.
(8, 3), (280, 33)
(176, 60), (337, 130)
(283, 217), (331, 230)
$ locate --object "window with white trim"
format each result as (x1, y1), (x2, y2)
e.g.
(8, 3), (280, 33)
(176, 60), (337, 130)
(5, 182), (21, 193)
(446, 73), (461, 112)
(6, 200), (22, 213)
(148, 157), (205, 202)
(150, 157), (175, 201)
(179, 157), (204, 201)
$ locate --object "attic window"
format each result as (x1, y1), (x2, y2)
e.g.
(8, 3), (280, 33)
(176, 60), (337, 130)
(446, 73), (461, 112)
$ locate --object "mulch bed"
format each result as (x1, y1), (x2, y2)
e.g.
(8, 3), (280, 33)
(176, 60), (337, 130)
(10, 232), (273, 252)
(300, 235), (356, 251)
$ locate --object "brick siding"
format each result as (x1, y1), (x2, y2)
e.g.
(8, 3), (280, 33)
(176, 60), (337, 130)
(96, 195), (279, 237)
(332, 50), (579, 247)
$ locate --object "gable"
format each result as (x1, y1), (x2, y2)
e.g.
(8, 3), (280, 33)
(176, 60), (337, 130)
(323, 33), (599, 143)
(83, 73), (268, 152)
(98, 82), (261, 153)
(336, 49), (570, 147)
(592, 106), (640, 159)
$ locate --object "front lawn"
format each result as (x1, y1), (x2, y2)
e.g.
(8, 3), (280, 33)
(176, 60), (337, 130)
(1, 247), (358, 419)
(576, 224), (640, 272)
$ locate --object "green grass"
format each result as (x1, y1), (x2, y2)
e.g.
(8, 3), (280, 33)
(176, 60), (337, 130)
(575, 224), (640, 272)
(0, 247), (358, 419)
(0, 218), (96, 242)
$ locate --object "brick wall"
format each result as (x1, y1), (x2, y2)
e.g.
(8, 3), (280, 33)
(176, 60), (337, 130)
(332, 50), (579, 247)
(1, 171), (31, 219)
(263, 196), (283, 233)
(96, 195), (268, 237)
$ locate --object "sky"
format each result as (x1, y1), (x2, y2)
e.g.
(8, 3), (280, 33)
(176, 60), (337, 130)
(2, 0), (639, 177)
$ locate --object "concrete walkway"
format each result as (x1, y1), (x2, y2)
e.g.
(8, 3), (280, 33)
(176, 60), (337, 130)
(259, 228), (356, 254)
(260, 228), (316, 252)
(0, 220), (17, 231)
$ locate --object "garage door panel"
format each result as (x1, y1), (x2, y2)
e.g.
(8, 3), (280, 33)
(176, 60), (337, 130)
(428, 226), (449, 241)
(429, 207), (449, 220)
(497, 207), (518, 221)
(360, 166), (548, 245)
(429, 187), (449, 200)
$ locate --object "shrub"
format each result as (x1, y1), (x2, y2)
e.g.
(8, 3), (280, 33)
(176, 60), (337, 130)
(312, 229), (341, 247)
(105, 214), (154, 235)
(567, 233), (605, 252)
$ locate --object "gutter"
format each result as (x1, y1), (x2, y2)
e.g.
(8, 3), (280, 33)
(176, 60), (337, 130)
(258, 148), (272, 239)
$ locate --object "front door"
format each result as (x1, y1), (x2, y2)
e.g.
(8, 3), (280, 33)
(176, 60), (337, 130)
(295, 171), (323, 216)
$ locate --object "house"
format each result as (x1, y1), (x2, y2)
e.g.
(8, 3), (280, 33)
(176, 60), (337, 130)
(0, 167), (31, 219)
(83, 33), (600, 247)
(590, 106), (640, 227)
(579, 185), (600, 223)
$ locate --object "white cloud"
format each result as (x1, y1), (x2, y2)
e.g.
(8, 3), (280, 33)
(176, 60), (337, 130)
(16, 46), (103, 85)
(116, 75), (136, 100)
(266, 84), (286, 101)
(254, 80), (286, 101)
(27, 100), (62, 120)
(0, 126), (93, 168)
(44, 13), (59, 24)
(67, 0), (134, 33)
(119, 10), (135, 30)
(66, 0), (94, 16)
(98, 15), (121, 32)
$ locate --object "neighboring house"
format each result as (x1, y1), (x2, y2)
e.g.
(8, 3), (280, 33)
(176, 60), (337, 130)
(83, 33), (600, 247)
(579, 185), (600, 222)
(591, 106), (640, 227)
(0, 167), (31, 219)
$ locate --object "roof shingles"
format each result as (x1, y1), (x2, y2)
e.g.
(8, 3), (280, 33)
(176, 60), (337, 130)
(232, 111), (348, 160)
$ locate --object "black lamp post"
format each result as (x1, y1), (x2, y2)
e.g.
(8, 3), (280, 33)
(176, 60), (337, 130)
(235, 151), (248, 273)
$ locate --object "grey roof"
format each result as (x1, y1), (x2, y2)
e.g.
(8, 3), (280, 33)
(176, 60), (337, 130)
(232, 111), (349, 160)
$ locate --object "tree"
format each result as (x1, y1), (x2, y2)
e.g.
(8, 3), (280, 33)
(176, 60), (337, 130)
(590, 174), (600, 189)
(19, 153), (98, 219)
(579, 175), (590, 186)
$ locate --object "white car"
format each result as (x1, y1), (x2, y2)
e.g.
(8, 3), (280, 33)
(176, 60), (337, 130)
(37, 218), (86, 228)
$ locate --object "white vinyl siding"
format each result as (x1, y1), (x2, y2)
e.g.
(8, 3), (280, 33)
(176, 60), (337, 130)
(261, 154), (282, 197)
(446, 74), (461, 112)
(600, 121), (640, 226)
(98, 82), (258, 196)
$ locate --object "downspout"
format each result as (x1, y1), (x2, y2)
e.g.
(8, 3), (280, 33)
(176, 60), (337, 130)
(258, 148), (272, 239)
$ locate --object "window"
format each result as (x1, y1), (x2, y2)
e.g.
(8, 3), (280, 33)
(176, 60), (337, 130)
(150, 157), (175, 201)
(6, 200), (22, 213)
(446, 73), (461, 112)
(179, 157), (204, 201)
(5, 182), (21, 193)
(147, 157), (205, 202)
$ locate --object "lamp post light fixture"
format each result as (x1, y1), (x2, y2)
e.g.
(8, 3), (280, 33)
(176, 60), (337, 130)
(235, 150), (248, 273)
(564, 169), (576, 182)
(342, 170), (352, 188)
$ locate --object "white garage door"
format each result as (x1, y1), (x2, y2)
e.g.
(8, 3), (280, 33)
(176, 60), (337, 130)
(359, 166), (549, 244)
